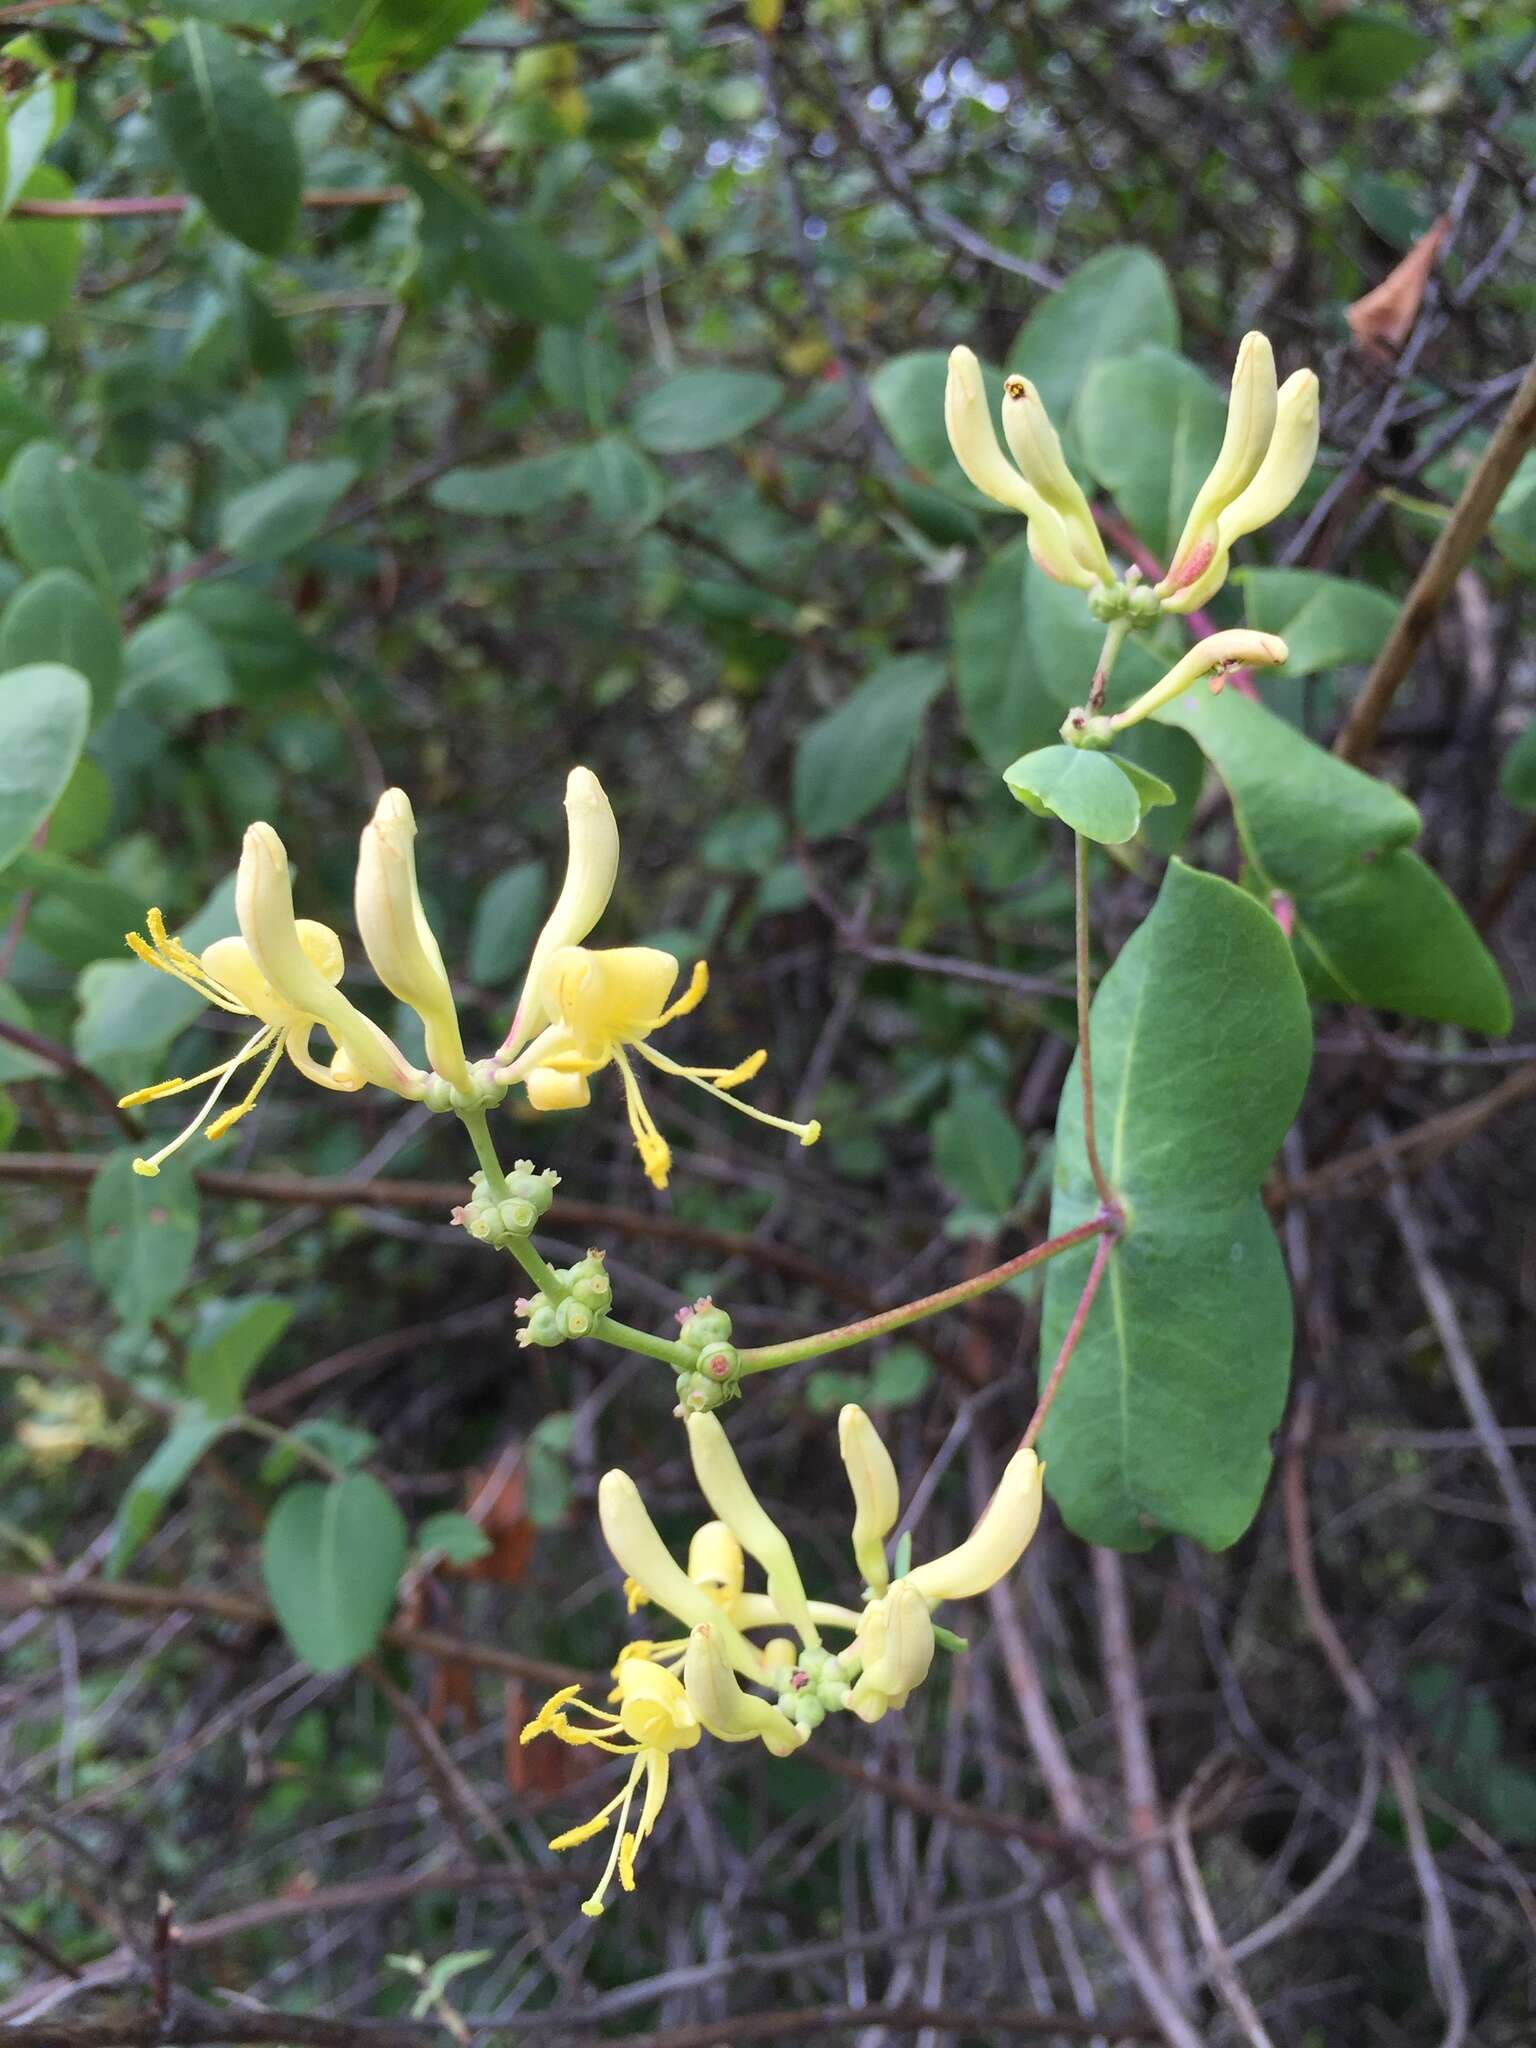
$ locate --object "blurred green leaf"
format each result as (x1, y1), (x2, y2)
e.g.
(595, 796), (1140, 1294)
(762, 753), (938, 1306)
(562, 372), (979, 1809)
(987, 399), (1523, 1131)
(262, 1472), (407, 1673)
(219, 459), (358, 561)
(0, 571), (122, 721)
(1289, 13), (1431, 105)
(417, 1511), (493, 1565)
(0, 662), (90, 871)
(1073, 347), (1225, 561)
(870, 350), (1004, 510)
(793, 654), (947, 838)
(150, 25), (302, 257)
(0, 168), (82, 324)
(87, 1149), (200, 1331)
(468, 859), (546, 985)
(1241, 569), (1399, 679)
(121, 612), (235, 725)
(631, 369), (785, 455)
(430, 450), (586, 517)
(109, 1406), (225, 1575)
(347, 0), (495, 88)
(1498, 720), (1536, 811)
(1009, 246), (1178, 421)
(184, 1295), (293, 1418)
(2, 443), (150, 596)
(932, 1084), (1024, 1214)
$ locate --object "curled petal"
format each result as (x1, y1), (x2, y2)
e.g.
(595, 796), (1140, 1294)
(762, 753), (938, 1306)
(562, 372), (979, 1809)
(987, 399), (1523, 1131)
(1107, 629), (1289, 729)
(683, 1622), (804, 1756)
(849, 1581), (935, 1720)
(1001, 374), (1113, 584)
(905, 1445), (1045, 1604)
(944, 347), (1095, 589)
(1217, 368), (1320, 547)
(1161, 331), (1278, 594)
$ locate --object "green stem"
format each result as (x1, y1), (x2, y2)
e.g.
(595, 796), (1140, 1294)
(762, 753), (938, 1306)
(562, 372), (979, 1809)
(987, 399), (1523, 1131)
(737, 1214), (1115, 1375)
(1087, 616), (1131, 712)
(457, 1105), (510, 1201)
(1075, 831), (1118, 1216)
(592, 1315), (694, 1370)
(238, 1413), (347, 1483)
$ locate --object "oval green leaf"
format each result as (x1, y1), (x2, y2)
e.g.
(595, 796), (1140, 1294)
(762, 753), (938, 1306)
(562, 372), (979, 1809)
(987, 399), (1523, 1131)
(0, 570), (122, 720)
(631, 369), (785, 455)
(2, 442), (151, 597)
(262, 1472), (408, 1674)
(150, 24), (302, 257)
(0, 662), (90, 871)
(1003, 745), (1147, 844)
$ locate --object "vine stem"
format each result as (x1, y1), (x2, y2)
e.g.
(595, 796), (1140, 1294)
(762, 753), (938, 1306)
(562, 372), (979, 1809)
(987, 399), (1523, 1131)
(1074, 830), (1118, 1216)
(1022, 1229), (1113, 1450)
(737, 1214), (1113, 1375)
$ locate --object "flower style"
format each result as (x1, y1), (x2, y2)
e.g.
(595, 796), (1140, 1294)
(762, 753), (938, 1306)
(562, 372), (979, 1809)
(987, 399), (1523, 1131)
(120, 822), (428, 1178)
(522, 1405), (1045, 1914)
(944, 345), (1113, 590)
(497, 933), (820, 1194)
(1156, 332), (1319, 614)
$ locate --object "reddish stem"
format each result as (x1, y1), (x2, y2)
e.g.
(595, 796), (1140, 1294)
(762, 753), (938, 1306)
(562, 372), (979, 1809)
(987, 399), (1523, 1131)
(11, 187), (409, 219)
(1023, 1229), (1114, 1449)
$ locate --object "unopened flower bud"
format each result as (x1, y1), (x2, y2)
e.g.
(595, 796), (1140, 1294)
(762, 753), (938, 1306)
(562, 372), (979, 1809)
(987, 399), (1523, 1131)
(356, 789), (471, 1093)
(556, 1297), (594, 1339)
(1001, 373), (1113, 585)
(1161, 332), (1277, 600)
(688, 1519), (746, 1606)
(1107, 629), (1289, 731)
(944, 347), (1098, 591)
(684, 1622), (804, 1754)
(838, 1404), (899, 1595)
(905, 1445), (1044, 1603)
(686, 1411), (820, 1648)
(677, 1298), (732, 1350)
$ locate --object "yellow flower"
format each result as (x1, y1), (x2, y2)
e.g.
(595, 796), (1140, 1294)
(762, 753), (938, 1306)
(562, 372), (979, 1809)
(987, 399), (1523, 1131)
(355, 788), (470, 1093)
(848, 1580), (935, 1723)
(944, 346), (1111, 590)
(498, 766), (619, 1066)
(838, 1402), (900, 1595)
(683, 1622), (804, 1756)
(1100, 628), (1290, 733)
(522, 1655), (700, 1918)
(14, 1377), (129, 1467)
(120, 827), (426, 1178)
(904, 1442), (1044, 1603)
(1157, 341), (1320, 615)
(498, 943), (820, 1190)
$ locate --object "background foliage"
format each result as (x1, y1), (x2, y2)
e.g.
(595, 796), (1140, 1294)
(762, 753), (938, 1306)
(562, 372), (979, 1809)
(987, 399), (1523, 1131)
(2, 2), (1535, 2043)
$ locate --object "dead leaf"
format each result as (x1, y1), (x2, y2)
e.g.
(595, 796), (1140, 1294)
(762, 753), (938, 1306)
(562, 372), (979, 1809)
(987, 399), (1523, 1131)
(457, 1460), (534, 1585)
(1346, 217), (1450, 363)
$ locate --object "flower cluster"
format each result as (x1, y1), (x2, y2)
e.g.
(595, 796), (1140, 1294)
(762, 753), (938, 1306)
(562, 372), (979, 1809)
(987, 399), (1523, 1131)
(121, 771), (820, 1185)
(522, 1404), (1044, 1916)
(943, 332), (1319, 737)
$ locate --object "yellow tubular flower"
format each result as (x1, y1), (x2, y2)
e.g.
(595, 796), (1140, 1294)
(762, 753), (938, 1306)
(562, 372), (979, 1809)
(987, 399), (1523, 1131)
(838, 1404), (900, 1596)
(905, 1445), (1045, 1604)
(119, 908), (385, 1178)
(498, 944), (820, 1191)
(1163, 367), (1321, 616)
(238, 823), (426, 1098)
(685, 1412), (820, 1649)
(944, 347), (1098, 590)
(849, 1581), (936, 1722)
(1000, 374), (1114, 585)
(1107, 629), (1289, 731)
(498, 766), (620, 1064)
(355, 788), (470, 1092)
(683, 1622), (806, 1756)
(1160, 331), (1277, 600)
(597, 1471), (767, 1681)
(521, 1656), (699, 1917)
(688, 1520), (746, 1608)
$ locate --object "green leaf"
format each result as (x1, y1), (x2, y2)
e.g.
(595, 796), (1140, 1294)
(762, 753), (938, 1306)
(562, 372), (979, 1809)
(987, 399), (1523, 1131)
(347, 0), (495, 88)
(1241, 569), (1399, 679)
(0, 382), (49, 469)
(121, 612), (235, 725)
(0, 663), (90, 872)
(1289, 13), (1431, 105)
(109, 1406), (226, 1575)
(793, 653), (947, 838)
(631, 369), (785, 455)
(87, 1148), (200, 1330)
(219, 458), (358, 561)
(2, 78), (73, 215)
(259, 1416), (377, 1485)
(150, 25), (302, 257)
(953, 538), (1061, 764)
(0, 168), (82, 325)
(580, 434), (666, 526)
(468, 859), (547, 984)
(0, 571), (122, 720)
(1008, 247), (1179, 422)
(263, 1472), (407, 1674)
(1293, 849), (1512, 1035)
(2, 442), (151, 597)
(417, 1511), (493, 1566)
(467, 216), (596, 326)
(1160, 685), (1510, 1032)
(6, 846), (142, 969)
(932, 1084), (1024, 1214)
(1499, 720), (1536, 812)
(1039, 862), (1312, 1551)
(173, 582), (321, 702)
(1112, 721), (1205, 858)
(1003, 746), (1164, 844)
(870, 350), (1005, 510)
(184, 1295), (293, 1418)
(0, 985), (56, 1083)
(429, 450), (586, 517)
(1073, 347), (1226, 561)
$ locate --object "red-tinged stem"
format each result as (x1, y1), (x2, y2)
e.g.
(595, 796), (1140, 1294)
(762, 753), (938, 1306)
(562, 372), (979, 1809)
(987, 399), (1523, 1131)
(11, 187), (409, 219)
(1023, 1229), (1114, 1449)
(737, 1214), (1116, 1375)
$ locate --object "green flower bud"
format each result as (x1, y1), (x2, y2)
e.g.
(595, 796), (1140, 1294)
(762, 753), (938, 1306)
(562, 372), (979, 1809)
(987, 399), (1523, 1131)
(677, 1297), (732, 1350)
(556, 1297), (594, 1340)
(675, 1370), (728, 1415)
(518, 1303), (563, 1349)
